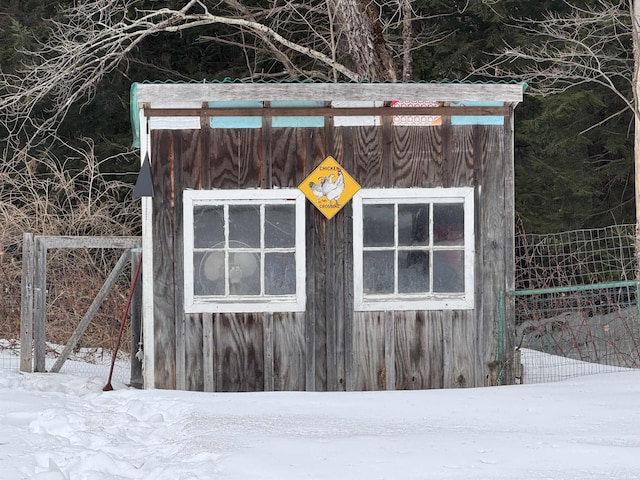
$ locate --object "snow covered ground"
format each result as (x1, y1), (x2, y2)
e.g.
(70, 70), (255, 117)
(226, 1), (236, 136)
(1, 347), (639, 480)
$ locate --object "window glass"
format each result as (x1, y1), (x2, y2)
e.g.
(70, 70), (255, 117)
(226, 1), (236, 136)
(194, 206), (224, 248)
(398, 250), (430, 293)
(363, 205), (394, 247)
(433, 251), (465, 292)
(363, 250), (394, 293)
(229, 252), (261, 295)
(194, 250), (224, 295)
(265, 205), (295, 248)
(398, 204), (429, 246)
(229, 205), (260, 247)
(434, 203), (464, 246)
(265, 252), (295, 295)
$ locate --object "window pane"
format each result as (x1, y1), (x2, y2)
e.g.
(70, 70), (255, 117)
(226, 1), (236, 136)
(363, 251), (394, 293)
(265, 252), (295, 295)
(433, 251), (465, 292)
(398, 205), (429, 246)
(194, 251), (225, 296)
(229, 252), (260, 295)
(398, 250), (429, 293)
(265, 205), (295, 248)
(229, 205), (260, 248)
(193, 206), (224, 248)
(433, 204), (464, 246)
(363, 205), (394, 247)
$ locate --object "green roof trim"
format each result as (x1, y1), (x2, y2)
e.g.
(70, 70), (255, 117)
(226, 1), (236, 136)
(130, 83), (140, 148)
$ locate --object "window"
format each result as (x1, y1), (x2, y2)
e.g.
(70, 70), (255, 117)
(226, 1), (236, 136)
(353, 188), (474, 311)
(183, 189), (306, 313)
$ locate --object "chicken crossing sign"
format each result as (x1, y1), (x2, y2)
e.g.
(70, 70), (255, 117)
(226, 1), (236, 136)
(299, 156), (360, 220)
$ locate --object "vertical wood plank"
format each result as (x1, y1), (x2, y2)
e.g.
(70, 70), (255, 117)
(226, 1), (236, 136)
(424, 312), (445, 389)
(441, 310), (454, 388)
(305, 202), (319, 391)
(215, 314), (264, 392)
(390, 126), (442, 187)
(177, 130), (203, 390)
(447, 125), (475, 188)
(342, 203), (355, 391)
(129, 248), (143, 388)
(394, 312), (428, 389)
(384, 311), (395, 390)
(238, 129), (263, 188)
(213, 314), (223, 392)
(184, 314), (203, 391)
(350, 126), (385, 187)
(335, 128), (355, 391)
(263, 313), (274, 391)
(352, 312), (385, 390)
(478, 124), (507, 386)
(208, 129), (262, 189)
(273, 312), (306, 390)
(323, 120), (341, 391)
(151, 130), (177, 389)
(502, 114), (517, 384)
(202, 313), (214, 392)
(312, 209), (328, 391)
(325, 212), (338, 390)
(450, 310), (476, 388)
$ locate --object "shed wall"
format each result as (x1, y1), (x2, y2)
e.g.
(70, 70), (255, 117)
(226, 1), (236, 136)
(150, 119), (513, 391)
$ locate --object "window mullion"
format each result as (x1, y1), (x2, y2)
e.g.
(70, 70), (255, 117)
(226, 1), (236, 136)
(224, 204), (230, 296)
(394, 203), (399, 295)
(260, 203), (265, 296)
(429, 202), (434, 294)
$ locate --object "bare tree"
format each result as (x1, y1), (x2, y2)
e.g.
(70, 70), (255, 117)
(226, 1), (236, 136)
(474, 0), (640, 270)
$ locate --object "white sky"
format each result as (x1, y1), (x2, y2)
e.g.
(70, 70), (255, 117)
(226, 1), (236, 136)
(1, 347), (639, 480)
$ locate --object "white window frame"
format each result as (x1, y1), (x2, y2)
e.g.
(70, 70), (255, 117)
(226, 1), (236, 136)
(183, 189), (306, 313)
(353, 187), (475, 311)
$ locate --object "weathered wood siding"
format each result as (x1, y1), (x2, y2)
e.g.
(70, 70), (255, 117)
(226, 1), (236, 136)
(150, 118), (514, 391)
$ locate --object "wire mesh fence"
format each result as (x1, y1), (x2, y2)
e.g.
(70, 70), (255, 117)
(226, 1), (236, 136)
(513, 224), (640, 383)
(515, 223), (637, 289)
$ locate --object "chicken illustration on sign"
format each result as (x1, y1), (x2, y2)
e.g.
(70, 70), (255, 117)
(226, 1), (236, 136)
(299, 156), (360, 219)
(309, 170), (345, 206)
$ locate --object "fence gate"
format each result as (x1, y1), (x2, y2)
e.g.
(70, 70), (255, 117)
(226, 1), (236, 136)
(20, 233), (142, 385)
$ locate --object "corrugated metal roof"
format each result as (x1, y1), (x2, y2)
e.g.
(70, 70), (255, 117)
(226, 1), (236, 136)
(134, 77), (526, 88)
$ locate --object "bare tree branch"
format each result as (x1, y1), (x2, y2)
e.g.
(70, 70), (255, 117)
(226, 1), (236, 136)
(472, 0), (635, 116)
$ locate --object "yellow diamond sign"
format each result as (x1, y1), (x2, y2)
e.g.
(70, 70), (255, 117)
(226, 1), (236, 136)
(299, 156), (361, 220)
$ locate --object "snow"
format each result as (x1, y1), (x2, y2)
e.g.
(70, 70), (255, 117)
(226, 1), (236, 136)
(1, 347), (640, 480)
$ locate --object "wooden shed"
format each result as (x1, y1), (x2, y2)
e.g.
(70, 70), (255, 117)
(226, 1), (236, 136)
(131, 81), (524, 391)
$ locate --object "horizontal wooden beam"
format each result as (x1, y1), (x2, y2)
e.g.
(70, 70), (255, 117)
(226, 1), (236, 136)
(144, 106), (511, 118)
(135, 82), (524, 105)
(37, 236), (141, 249)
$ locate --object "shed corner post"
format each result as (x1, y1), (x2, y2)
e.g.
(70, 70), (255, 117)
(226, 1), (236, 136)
(501, 106), (517, 386)
(139, 106), (156, 389)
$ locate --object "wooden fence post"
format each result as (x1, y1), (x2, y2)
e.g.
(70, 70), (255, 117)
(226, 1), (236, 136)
(33, 237), (47, 372)
(19, 233), (34, 372)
